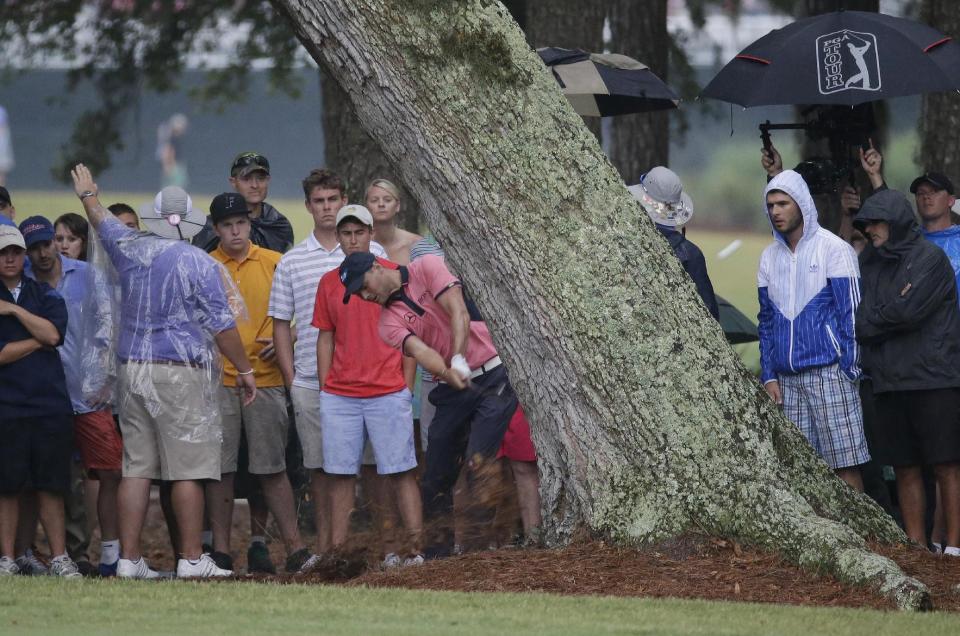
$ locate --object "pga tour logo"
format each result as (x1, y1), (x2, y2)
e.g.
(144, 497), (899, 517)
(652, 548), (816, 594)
(817, 30), (881, 95)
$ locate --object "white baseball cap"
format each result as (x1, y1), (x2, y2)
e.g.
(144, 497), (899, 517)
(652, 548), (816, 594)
(0, 225), (26, 251)
(335, 204), (374, 228)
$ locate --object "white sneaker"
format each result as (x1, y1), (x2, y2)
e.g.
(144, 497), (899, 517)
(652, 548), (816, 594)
(176, 554), (233, 579)
(0, 556), (20, 576)
(297, 553), (321, 574)
(49, 555), (83, 579)
(402, 554), (425, 567)
(381, 553), (401, 570)
(117, 557), (161, 579)
(15, 551), (49, 576)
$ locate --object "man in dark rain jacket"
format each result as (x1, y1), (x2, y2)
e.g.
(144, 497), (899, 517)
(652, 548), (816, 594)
(628, 167), (719, 320)
(854, 188), (960, 558)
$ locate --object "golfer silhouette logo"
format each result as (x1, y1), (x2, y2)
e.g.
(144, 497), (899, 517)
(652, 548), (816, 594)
(816, 30), (881, 95)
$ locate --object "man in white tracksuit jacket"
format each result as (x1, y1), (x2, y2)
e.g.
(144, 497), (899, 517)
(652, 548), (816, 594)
(757, 170), (870, 491)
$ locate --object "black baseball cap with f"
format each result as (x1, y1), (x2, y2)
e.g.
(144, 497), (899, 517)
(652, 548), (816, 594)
(339, 251), (376, 304)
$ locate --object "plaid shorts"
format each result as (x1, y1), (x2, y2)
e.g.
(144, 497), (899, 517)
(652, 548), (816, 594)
(779, 364), (870, 470)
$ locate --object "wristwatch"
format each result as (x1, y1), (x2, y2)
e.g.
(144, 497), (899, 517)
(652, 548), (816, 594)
(79, 190), (97, 201)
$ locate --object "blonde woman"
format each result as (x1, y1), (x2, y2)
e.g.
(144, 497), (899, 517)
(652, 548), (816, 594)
(365, 179), (421, 264)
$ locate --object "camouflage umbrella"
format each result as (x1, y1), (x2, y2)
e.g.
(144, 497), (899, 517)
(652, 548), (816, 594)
(538, 47), (679, 116)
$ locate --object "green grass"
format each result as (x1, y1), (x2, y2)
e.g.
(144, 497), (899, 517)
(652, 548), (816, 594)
(1, 578), (958, 635)
(694, 227), (769, 372)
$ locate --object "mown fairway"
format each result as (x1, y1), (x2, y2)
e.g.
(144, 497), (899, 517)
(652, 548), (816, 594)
(3, 578), (960, 636)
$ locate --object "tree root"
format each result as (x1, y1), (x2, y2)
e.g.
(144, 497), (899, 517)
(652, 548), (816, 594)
(730, 487), (930, 611)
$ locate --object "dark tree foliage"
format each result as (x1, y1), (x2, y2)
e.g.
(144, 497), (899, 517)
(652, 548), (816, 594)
(0, 1), (301, 181)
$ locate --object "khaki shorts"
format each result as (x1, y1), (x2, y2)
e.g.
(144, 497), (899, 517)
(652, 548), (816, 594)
(291, 385), (324, 470)
(219, 385), (289, 474)
(118, 363), (222, 481)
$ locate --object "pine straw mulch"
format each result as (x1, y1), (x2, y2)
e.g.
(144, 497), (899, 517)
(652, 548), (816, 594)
(285, 535), (960, 612)
(135, 497), (960, 611)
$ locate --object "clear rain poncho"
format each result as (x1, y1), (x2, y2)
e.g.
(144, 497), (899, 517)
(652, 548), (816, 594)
(65, 258), (116, 412)
(88, 217), (247, 442)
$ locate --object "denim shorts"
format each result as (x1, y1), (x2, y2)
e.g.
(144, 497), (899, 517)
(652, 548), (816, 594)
(319, 389), (417, 475)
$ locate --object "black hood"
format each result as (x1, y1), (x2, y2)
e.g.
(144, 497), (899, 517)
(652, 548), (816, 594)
(854, 189), (920, 258)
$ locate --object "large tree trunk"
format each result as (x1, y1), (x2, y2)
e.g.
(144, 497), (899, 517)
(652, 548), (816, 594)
(920, 0), (960, 184)
(271, 0), (928, 609)
(320, 0), (526, 232)
(523, 0), (607, 142)
(607, 0), (669, 182)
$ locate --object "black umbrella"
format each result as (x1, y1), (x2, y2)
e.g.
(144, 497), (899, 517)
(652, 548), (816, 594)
(538, 47), (679, 116)
(701, 10), (960, 107)
(716, 296), (759, 345)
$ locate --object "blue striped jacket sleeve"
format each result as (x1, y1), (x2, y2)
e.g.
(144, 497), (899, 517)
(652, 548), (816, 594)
(828, 277), (860, 380)
(757, 253), (777, 384)
(757, 286), (777, 385)
(826, 245), (861, 381)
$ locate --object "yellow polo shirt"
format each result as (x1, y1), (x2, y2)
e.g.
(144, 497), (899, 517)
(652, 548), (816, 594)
(211, 243), (284, 388)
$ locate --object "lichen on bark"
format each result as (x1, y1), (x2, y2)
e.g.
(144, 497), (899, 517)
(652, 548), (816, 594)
(271, 0), (929, 609)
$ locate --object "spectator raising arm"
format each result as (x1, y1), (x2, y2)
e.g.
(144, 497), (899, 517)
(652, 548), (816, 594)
(70, 164), (109, 229)
(859, 139), (885, 191)
(761, 143), (783, 179)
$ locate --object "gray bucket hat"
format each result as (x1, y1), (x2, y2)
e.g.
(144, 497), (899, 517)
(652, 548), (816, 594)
(138, 186), (207, 240)
(627, 166), (694, 228)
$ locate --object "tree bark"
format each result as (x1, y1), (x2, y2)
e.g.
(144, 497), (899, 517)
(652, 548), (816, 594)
(607, 0), (669, 182)
(920, 0), (960, 184)
(523, 0), (607, 142)
(320, 0), (527, 232)
(271, 0), (929, 609)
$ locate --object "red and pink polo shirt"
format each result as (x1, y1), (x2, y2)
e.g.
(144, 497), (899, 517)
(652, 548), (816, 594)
(379, 254), (498, 369)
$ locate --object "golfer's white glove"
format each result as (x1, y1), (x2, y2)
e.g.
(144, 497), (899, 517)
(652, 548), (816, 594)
(450, 354), (471, 381)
